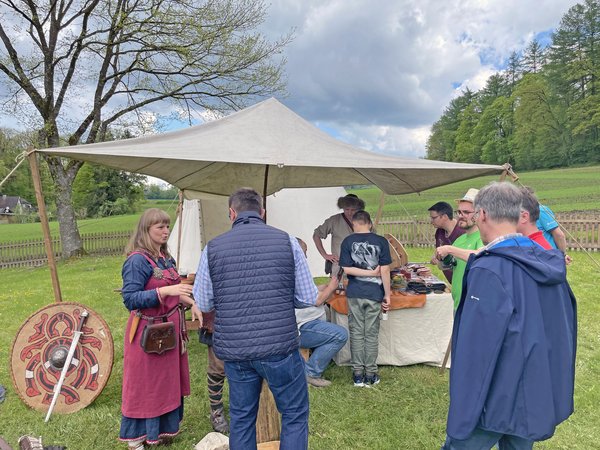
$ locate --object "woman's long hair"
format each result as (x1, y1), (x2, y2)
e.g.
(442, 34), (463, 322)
(125, 208), (172, 258)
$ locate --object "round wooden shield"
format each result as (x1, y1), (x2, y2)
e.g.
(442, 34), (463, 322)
(10, 302), (114, 414)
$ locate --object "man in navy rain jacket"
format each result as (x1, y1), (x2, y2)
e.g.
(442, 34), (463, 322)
(442, 182), (577, 450)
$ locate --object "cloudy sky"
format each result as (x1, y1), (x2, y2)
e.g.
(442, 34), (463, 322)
(258, 0), (578, 158)
(0, 0), (581, 160)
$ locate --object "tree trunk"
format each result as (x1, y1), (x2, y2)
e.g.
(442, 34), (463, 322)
(44, 155), (86, 258)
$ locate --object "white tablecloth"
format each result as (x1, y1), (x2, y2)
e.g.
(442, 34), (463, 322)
(330, 292), (454, 367)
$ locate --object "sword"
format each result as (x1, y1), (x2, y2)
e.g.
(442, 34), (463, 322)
(45, 310), (89, 423)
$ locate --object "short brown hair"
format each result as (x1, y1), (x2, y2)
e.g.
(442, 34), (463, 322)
(352, 210), (372, 225)
(337, 194), (365, 210)
(520, 187), (540, 222)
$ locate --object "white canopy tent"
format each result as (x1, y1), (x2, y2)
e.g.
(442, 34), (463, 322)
(31, 97), (505, 304)
(36, 98), (504, 198)
(167, 187), (347, 276)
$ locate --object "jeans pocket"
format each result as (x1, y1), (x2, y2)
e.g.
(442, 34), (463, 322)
(261, 352), (303, 388)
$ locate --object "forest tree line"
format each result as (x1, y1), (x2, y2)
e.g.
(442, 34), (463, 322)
(426, 0), (600, 170)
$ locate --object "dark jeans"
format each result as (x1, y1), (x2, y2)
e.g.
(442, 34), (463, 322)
(224, 351), (309, 450)
(442, 428), (534, 450)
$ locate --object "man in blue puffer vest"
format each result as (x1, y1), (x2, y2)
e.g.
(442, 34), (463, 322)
(193, 187), (318, 450)
(442, 182), (577, 450)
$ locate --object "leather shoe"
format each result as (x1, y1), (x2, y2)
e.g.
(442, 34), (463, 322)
(18, 437), (43, 450)
(307, 376), (332, 387)
(210, 408), (230, 434)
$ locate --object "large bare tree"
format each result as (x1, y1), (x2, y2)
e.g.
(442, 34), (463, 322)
(0, 0), (291, 257)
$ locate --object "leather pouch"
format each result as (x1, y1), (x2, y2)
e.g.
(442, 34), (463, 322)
(140, 320), (176, 354)
(198, 310), (216, 346)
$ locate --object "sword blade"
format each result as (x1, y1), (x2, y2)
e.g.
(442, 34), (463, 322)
(44, 310), (88, 422)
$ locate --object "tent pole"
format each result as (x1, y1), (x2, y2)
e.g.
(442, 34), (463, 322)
(374, 191), (385, 227)
(27, 150), (63, 303)
(262, 164), (269, 223)
(176, 190), (184, 271)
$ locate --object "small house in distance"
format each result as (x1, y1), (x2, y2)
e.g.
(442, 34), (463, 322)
(0, 194), (36, 224)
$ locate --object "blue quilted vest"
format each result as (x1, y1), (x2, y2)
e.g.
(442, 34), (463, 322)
(207, 211), (298, 361)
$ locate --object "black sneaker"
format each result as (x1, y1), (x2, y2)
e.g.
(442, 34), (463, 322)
(353, 373), (365, 387)
(365, 374), (380, 386)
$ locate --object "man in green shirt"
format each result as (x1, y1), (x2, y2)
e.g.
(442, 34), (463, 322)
(436, 188), (484, 309)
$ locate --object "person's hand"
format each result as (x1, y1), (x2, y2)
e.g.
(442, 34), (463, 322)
(323, 253), (339, 263)
(160, 283), (193, 298)
(189, 304), (203, 326)
(317, 277), (338, 293)
(431, 255), (440, 265)
(565, 254), (572, 265)
(328, 275), (339, 289)
(382, 296), (391, 311)
(436, 245), (451, 260)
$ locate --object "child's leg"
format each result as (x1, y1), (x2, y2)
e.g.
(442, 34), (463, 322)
(363, 299), (382, 377)
(347, 297), (367, 376)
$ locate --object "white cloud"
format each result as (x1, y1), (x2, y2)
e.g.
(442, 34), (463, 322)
(326, 122), (432, 157)
(264, 0), (576, 156)
(0, 0), (579, 159)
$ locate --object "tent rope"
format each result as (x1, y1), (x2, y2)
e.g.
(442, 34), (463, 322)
(0, 151), (28, 189)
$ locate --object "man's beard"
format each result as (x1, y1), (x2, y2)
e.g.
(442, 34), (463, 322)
(458, 218), (476, 231)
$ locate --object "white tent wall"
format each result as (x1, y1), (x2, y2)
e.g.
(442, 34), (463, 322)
(267, 187), (347, 276)
(168, 187), (347, 276)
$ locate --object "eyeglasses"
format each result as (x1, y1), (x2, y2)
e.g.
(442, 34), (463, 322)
(429, 215), (441, 221)
(454, 209), (475, 216)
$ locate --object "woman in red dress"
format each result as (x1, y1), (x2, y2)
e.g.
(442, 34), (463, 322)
(119, 209), (201, 449)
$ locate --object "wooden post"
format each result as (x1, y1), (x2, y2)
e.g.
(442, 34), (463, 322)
(27, 150), (63, 303)
(440, 337), (451, 374)
(256, 380), (281, 445)
(262, 164), (269, 223)
(299, 348), (310, 362)
(374, 191), (385, 227)
(176, 190), (184, 270)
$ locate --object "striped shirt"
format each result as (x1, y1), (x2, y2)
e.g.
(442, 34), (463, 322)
(193, 234), (318, 312)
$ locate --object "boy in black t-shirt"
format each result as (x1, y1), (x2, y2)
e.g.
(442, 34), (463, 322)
(339, 210), (392, 387)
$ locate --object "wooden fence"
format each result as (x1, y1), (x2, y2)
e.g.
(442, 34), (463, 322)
(1, 215), (599, 269)
(376, 215), (600, 252)
(0, 231), (131, 269)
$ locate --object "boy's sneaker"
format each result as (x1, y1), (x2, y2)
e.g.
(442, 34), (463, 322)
(365, 374), (380, 386)
(353, 373), (365, 387)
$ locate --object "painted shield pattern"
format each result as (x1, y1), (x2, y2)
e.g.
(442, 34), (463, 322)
(10, 302), (114, 414)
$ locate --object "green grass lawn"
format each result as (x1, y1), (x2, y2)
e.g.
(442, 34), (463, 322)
(0, 247), (598, 449)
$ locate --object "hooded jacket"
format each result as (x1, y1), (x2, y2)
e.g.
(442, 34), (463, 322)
(447, 236), (577, 441)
